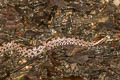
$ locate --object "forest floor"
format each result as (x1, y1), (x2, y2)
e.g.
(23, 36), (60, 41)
(0, 0), (120, 80)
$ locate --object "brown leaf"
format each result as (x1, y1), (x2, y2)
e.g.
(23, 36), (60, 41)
(114, 34), (120, 39)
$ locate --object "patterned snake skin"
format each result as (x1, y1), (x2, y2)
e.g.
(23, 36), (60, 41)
(0, 36), (107, 58)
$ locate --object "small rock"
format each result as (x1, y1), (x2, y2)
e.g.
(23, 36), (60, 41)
(113, 0), (120, 6)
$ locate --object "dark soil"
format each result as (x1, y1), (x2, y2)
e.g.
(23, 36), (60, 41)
(0, 0), (120, 80)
